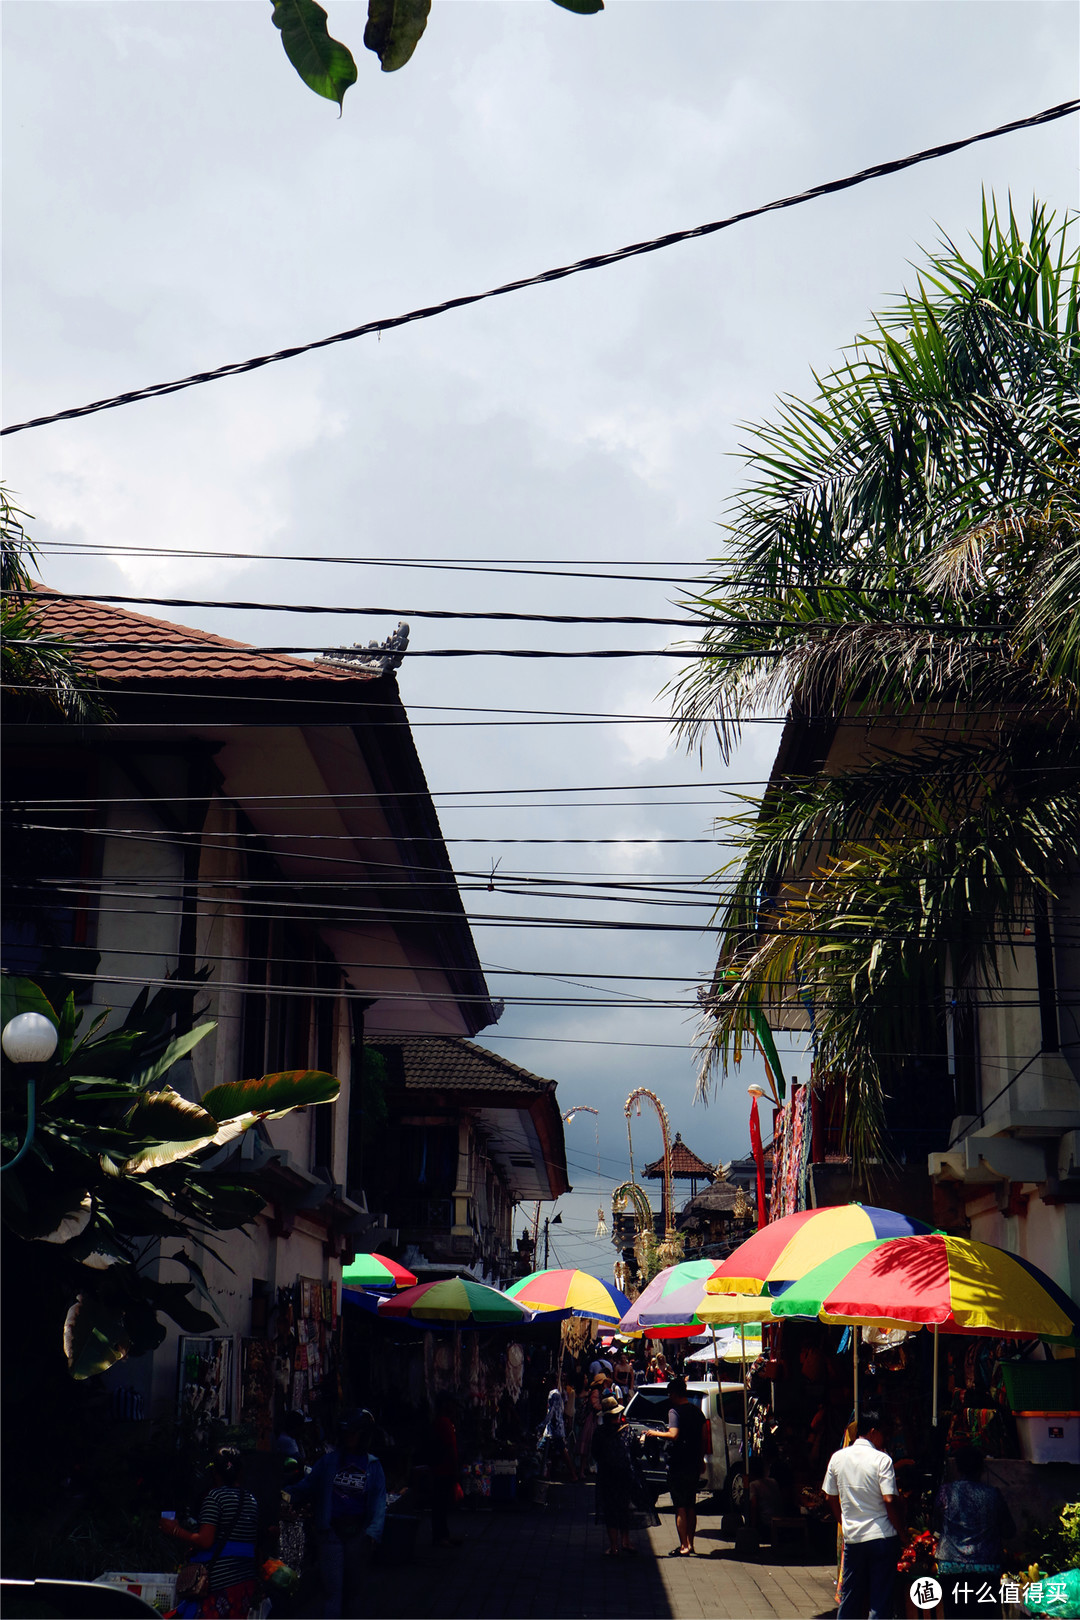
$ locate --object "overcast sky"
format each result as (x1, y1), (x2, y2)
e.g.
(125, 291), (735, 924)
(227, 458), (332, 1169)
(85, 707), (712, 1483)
(4, 0), (1078, 1276)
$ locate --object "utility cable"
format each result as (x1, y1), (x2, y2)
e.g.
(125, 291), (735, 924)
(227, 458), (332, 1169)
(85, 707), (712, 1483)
(4, 98), (1075, 436)
(7, 589), (1012, 634)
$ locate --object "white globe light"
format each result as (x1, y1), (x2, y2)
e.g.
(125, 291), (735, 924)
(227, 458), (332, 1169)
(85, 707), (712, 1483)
(2, 1011), (59, 1064)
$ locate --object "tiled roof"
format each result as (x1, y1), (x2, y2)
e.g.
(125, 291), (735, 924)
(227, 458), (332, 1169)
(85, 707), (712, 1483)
(644, 1132), (716, 1180)
(27, 587), (376, 683)
(370, 1035), (554, 1098)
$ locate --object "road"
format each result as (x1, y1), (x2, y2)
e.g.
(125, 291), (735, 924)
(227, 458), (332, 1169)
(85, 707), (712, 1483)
(351, 1481), (840, 1619)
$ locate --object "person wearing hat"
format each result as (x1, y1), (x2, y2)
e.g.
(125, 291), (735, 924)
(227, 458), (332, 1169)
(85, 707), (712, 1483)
(591, 1394), (638, 1556)
(286, 1409), (387, 1617)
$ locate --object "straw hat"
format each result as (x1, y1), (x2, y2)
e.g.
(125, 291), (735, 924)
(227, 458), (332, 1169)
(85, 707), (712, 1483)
(600, 1394), (624, 1416)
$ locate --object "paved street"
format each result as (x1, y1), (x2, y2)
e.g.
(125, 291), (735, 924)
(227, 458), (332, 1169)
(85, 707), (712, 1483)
(354, 1483), (839, 1619)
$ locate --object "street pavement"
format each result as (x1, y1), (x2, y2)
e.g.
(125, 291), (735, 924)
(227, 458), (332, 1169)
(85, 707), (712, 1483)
(353, 1482), (840, 1619)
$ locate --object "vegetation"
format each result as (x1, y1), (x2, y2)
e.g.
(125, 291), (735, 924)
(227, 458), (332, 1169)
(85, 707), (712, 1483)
(1, 974), (340, 1378)
(673, 198), (1080, 1162)
(1, 490), (105, 723)
(271, 0), (601, 110)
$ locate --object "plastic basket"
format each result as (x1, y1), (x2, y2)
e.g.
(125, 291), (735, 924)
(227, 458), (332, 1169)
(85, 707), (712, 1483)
(95, 1572), (178, 1613)
(1001, 1361), (1080, 1413)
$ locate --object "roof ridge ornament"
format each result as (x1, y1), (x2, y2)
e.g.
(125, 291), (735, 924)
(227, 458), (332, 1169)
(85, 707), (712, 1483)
(318, 621), (409, 675)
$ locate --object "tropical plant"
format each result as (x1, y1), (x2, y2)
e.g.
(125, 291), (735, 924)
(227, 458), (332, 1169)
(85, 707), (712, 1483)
(271, 0), (600, 110)
(673, 197), (1080, 1162)
(1, 489), (106, 723)
(1, 974), (340, 1378)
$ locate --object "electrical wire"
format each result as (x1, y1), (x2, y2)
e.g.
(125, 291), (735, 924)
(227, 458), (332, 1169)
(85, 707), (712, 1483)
(8, 590), (1012, 634)
(4, 97), (1075, 436)
(24, 540), (713, 584)
(22, 539), (1024, 599)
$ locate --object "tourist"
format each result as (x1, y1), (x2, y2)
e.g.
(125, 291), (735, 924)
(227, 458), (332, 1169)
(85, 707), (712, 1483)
(612, 1349), (636, 1399)
(936, 1446), (1014, 1618)
(160, 1446), (259, 1619)
(541, 1382), (580, 1482)
(286, 1410), (387, 1616)
(578, 1382), (604, 1476)
(823, 1408), (905, 1620)
(591, 1395), (637, 1556)
(661, 1378), (706, 1556)
(428, 1394), (462, 1548)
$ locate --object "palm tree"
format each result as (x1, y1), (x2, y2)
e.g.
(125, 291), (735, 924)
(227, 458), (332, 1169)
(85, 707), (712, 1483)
(672, 197), (1080, 1163)
(1, 488), (104, 722)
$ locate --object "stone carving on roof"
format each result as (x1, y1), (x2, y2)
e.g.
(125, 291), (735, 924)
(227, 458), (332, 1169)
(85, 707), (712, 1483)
(318, 621), (409, 676)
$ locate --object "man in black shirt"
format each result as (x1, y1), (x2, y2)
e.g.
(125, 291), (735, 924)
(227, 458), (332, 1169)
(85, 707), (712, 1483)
(661, 1378), (706, 1556)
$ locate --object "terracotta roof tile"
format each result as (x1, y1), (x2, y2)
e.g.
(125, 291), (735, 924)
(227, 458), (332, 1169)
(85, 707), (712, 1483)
(28, 587), (377, 684)
(370, 1035), (554, 1097)
(644, 1133), (717, 1180)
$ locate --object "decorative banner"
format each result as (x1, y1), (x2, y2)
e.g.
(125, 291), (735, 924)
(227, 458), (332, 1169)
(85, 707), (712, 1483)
(748, 1093), (767, 1231)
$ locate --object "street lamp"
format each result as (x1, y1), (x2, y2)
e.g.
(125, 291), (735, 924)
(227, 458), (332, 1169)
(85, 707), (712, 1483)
(1, 1011), (59, 1173)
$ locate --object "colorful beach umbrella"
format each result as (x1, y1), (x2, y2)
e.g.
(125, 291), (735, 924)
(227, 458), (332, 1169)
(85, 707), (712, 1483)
(341, 1254), (417, 1292)
(377, 1278), (531, 1325)
(706, 1203), (932, 1296)
(620, 1260), (776, 1332)
(505, 1269), (630, 1325)
(770, 1234), (1080, 1340)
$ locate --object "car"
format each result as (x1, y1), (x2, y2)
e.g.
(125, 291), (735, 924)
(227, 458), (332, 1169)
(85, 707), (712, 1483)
(623, 1379), (747, 1509)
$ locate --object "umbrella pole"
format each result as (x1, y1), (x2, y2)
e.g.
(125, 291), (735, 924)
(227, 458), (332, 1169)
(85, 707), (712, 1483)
(932, 1325), (939, 1426)
(712, 1329), (730, 1472)
(853, 1328), (859, 1428)
(741, 1324), (751, 1481)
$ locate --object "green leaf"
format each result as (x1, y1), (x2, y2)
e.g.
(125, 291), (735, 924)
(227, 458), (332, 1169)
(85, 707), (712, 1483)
(126, 1087), (218, 1144)
(120, 1114), (253, 1175)
(363, 0), (430, 72)
(63, 1292), (129, 1380)
(131, 1022), (215, 1091)
(201, 1068), (340, 1122)
(166, 1249), (224, 1321)
(271, 0), (358, 106)
(0, 977), (58, 1031)
(144, 1279), (219, 1335)
(549, 0), (604, 12)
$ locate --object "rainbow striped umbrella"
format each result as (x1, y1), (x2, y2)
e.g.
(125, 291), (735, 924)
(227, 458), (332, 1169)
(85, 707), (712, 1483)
(706, 1204), (932, 1296)
(620, 1260), (775, 1332)
(771, 1234), (1080, 1340)
(341, 1254), (417, 1292)
(377, 1278), (531, 1325)
(505, 1269), (630, 1325)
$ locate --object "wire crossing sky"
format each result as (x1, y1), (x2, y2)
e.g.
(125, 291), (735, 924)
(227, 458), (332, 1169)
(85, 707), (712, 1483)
(2, 98), (1075, 435)
(6, 0), (1078, 1271)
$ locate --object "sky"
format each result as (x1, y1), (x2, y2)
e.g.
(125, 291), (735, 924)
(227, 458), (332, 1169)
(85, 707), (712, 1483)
(4, 0), (1078, 1276)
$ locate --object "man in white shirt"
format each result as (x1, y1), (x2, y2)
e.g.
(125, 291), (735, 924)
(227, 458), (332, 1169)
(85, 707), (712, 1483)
(823, 1409), (906, 1619)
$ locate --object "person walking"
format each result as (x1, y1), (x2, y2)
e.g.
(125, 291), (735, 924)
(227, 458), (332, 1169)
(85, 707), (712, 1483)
(286, 1409), (387, 1617)
(660, 1377), (706, 1556)
(578, 1382), (604, 1477)
(612, 1350), (636, 1400)
(429, 1394), (462, 1547)
(591, 1395), (638, 1557)
(935, 1446), (1014, 1618)
(541, 1383), (580, 1481)
(823, 1408), (906, 1620)
(160, 1446), (259, 1619)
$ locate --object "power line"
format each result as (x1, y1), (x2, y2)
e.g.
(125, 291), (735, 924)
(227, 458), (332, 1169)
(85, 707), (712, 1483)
(13, 890), (1080, 954)
(14, 762), (1076, 808)
(26, 540), (713, 584)
(9, 590), (1011, 635)
(4, 97), (1075, 436)
(22, 540), (1012, 598)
